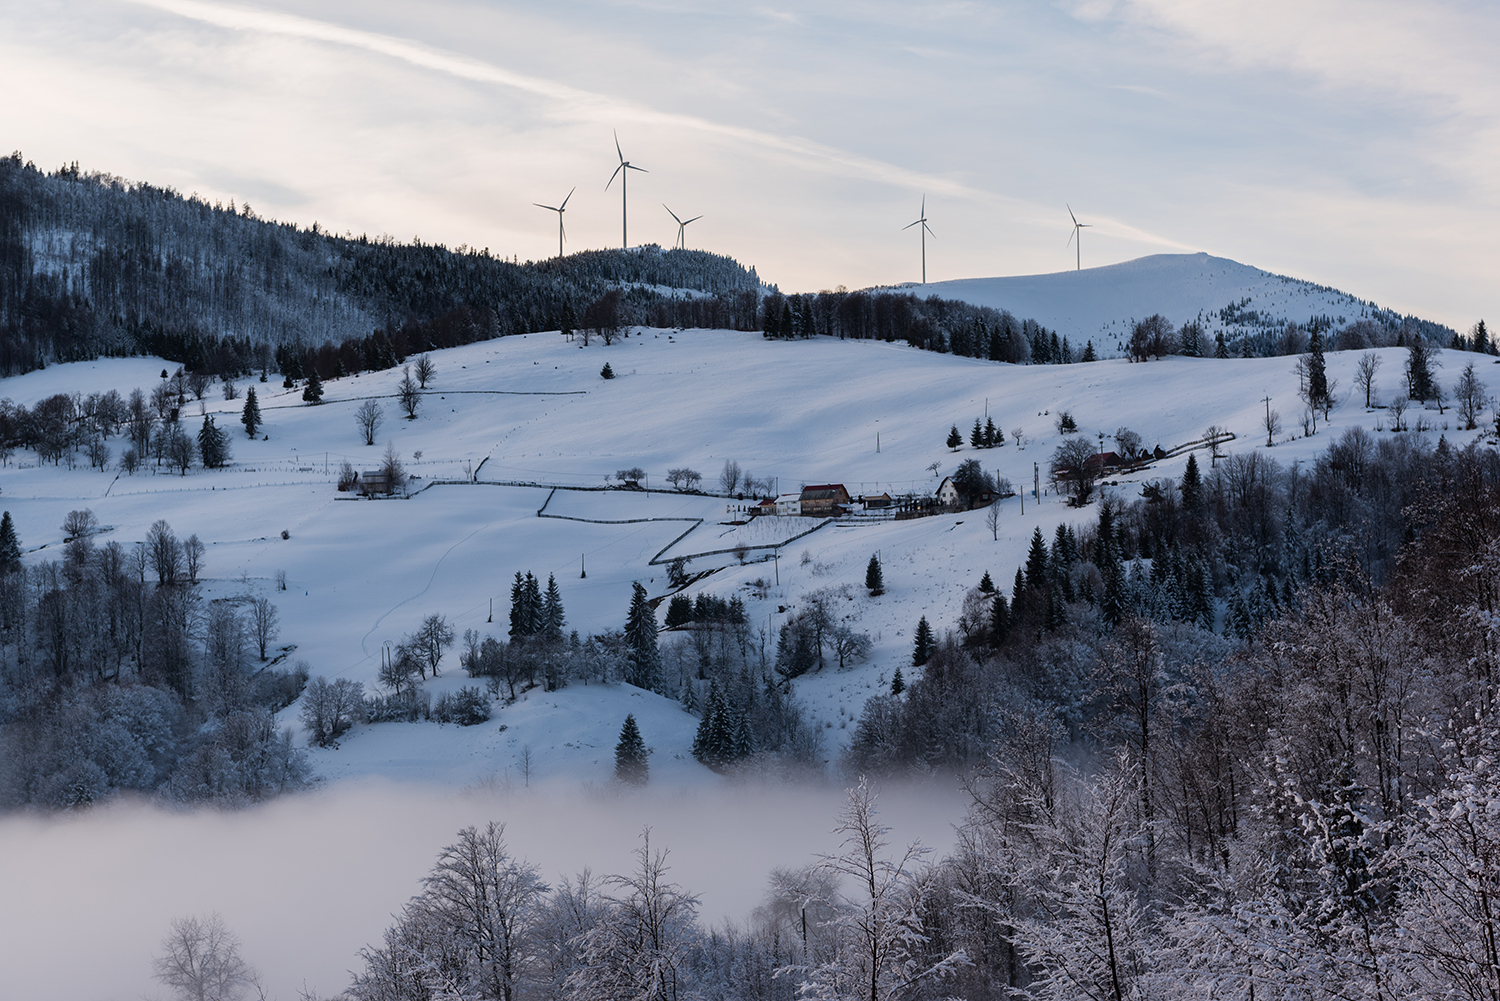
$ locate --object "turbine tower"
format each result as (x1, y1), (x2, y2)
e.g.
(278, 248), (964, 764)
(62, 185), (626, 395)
(533, 187), (575, 259)
(606, 131), (648, 249)
(903, 196), (935, 284)
(1066, 204), (1091, 271)
(663, 204), (702, 250)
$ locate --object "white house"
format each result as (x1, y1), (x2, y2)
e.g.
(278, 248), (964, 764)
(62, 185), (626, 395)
(937, 476), (960, 507)
(775, 493), (802, 516)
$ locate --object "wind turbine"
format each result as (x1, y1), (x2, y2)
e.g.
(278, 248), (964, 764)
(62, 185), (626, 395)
(606, 130), (647, 249)
(663, 204), (702, 250)
(902, 196), (935, 284)
(1066, 204), (1091, 271)
(533, 187), (575, 259)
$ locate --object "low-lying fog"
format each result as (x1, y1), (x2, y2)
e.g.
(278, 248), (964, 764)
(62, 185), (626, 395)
(0, 777), (965, 1000)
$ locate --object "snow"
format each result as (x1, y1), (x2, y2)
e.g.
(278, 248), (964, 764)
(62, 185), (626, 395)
(6, 327), (1499, 793)
(5, 282), (1500, 1001)
(904, 252), (1422, 349)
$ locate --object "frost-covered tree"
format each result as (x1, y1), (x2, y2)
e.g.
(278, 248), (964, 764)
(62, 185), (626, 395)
(565, 831), (700, 1001)
(624, 582), (659, 689)
(355, 399), (383, 445)
(152, 913), (260, 1001)
(786, 778), (966, 1001)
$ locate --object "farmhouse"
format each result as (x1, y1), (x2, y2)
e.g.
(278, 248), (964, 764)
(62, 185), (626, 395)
(775, 493), (802, 516)
(799, 484), (851, 518)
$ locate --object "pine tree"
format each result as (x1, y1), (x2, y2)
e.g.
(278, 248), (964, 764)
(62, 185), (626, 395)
(1214, 332), (1230, 358)
(983, 417), (998, 448)
(1082, 339), (1097, 362)
(624, 582), (659, 690)
(1025, 528), (1049, 592)
(890, 666), (905, 695)
(1475, 319), (1492, 355)
(600, 362), (615, 380)
(1013, 567), (1027, 603)
(912, 616), (933, 667)
(1181, 453), (1204, 513)
(970, 418), (984, 448)
(509, 572), (528, 642)
(693, 682), (727, 766)
(0, 511), (20, 571)
(614, 714), (648, 785)
(989, 592), (1010, 647)
(542, 573), (565, 641)
(1306, 328), (1329, 410)
(302, 368), (323, 404)
(946, 425), (962, 450)
(978, 570), (994, 593)
(523, 572), (543, 635)
(197, 416), (230, 468)
(241, 387), (261, 438)
(866, 554), (885, 596)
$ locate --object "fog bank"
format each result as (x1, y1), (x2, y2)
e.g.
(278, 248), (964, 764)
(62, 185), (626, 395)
(0, 776), (964, 1000)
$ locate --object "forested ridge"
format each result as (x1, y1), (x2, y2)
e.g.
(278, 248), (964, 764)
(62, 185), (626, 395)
(0, 153), (768, 377)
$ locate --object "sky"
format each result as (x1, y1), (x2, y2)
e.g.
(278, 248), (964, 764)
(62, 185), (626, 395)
(1, 0), (1495, 329)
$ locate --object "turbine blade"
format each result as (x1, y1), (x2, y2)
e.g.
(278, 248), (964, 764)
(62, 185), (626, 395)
(627, 164), (648, 173)
(902, 220), (921, 230)
(1067, 204), (1078, 226)
(560, 187), (575, 210)
(1067, 228), (1076, 247)
(924, 222), (935, 238)
(614, 129), (623, 162)
(663, 204), (682, 224)
(534, 203), (559, 211)
(684, 215), (702, 225)
(607, 163), (623, 189)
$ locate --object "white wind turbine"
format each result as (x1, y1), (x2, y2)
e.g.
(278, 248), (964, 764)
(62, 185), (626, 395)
(663, 205), (702, 250)
(903, 196), (935, 284)
(533, 187), (575, 259)
(1067, 204), (1091, 271)
(606, 131), (648, 249)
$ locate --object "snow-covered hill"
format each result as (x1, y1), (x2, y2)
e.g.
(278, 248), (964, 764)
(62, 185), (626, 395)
(904, 252), (1453, 352)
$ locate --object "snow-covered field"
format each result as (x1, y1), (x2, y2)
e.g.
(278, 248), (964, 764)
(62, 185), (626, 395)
(5, 322), (1499, 999)
(5, 327), (1498, 787)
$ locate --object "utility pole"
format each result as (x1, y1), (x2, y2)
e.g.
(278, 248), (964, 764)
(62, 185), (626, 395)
(1263, 394), (1273, 446)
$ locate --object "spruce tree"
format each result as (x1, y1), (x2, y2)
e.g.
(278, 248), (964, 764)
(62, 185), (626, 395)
(600, 362), (615, 380)
(693, 682), (727, 766)
(197, 416), (230, 468)
(614, 714), (648, 784)
(624, 582), (659, 690)
(1082, 339), (1097, 362)
(1181, 453), (1204, 513)
(1025, 528), (1049, 592)
(241, 387), (261, 438)
(509, 572), (528, 642)
(542, 574), (565, 641)
(978, 571), (994, 593)
(946, 425), (962, 450)
(912, 616), (933, 667)
(989, 592), (1010, 647)
(1214, 332), (1230, 359)
(1475, 319), (1491, 355)
(0, 511), (20, 571)
(984, 417), (998, 448)
(302, 368), (324, 404)
(524, 572), (543, 635)
(866, 554), (884, 596)
(890, 666), (905, 695)
(970, 418), (984, 448)
(1306, 329), (1329, 411)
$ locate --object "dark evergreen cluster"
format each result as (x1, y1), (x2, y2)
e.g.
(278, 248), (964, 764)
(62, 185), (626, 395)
(509, 572), (565, 644)
(663, 591), (747, 629)
(967, 416), (1004, 448)
(759, 288), (1073, 366)
(691, 680), (753, 769)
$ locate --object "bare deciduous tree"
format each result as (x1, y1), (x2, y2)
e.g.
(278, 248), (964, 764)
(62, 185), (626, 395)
(397, 367), (421, 420)
(413, 354), (436, 389)
(720, 459), (741, 495)
(251, 596), (279, 660)
(1454, 362), (1486, 430)
(355, 399), (383, 445)
(152, 912), (260, 1001)
(665, 467), (701, 491)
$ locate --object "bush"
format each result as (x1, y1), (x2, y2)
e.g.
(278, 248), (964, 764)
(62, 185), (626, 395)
(299, 677), (365, 747)
(253, 662), (309, 712)
(364, 688), (431, 723)
(432, 686), (490, 726)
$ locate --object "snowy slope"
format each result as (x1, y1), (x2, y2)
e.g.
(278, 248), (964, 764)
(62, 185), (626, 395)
(906, 252), (1441, 350)
(4, 330), (1499, 792)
